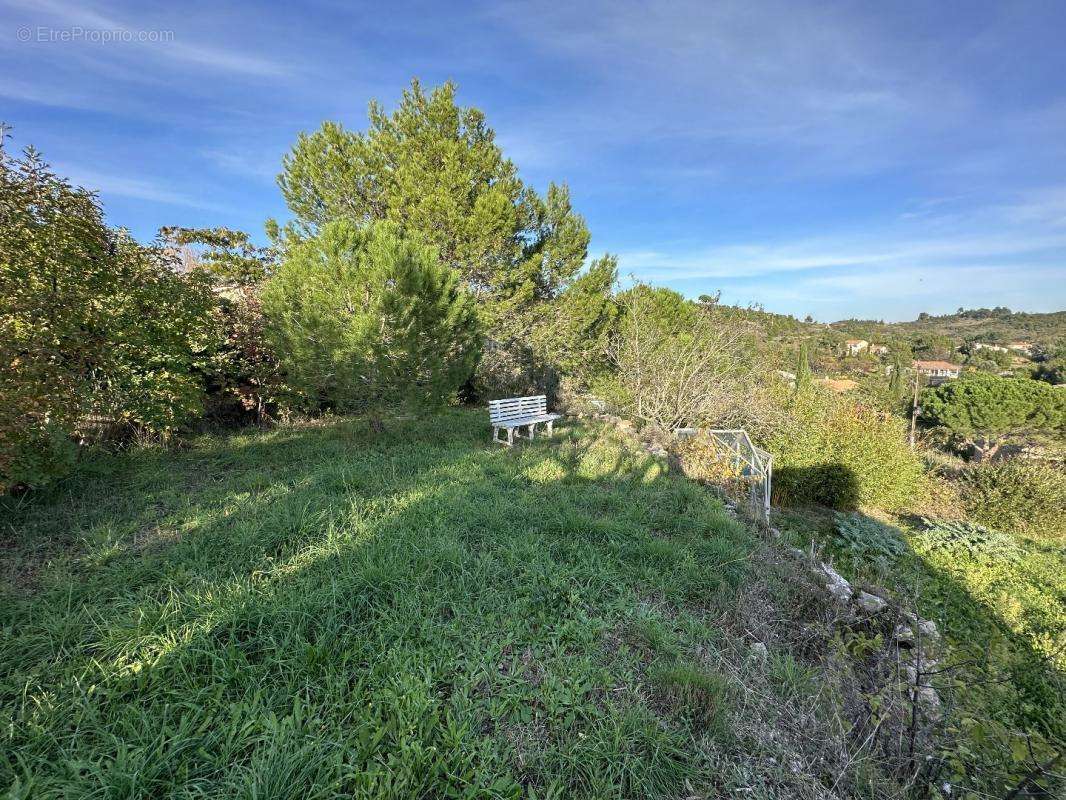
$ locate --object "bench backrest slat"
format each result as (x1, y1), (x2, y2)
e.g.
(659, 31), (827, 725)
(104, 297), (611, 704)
(488, 395), (547, 424)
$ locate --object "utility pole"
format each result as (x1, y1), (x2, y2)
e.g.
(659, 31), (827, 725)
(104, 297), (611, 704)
(909, 367), (920, 450)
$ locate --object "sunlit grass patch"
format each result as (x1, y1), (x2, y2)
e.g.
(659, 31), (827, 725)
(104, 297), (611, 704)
(0, 409), (755, 798)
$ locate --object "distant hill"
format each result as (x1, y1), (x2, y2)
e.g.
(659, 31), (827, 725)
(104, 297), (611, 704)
(707, 304), (1065, 377)
(828, 308), (1066, 348)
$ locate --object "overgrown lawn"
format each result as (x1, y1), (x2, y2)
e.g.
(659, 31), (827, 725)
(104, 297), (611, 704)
(1, 411), (756, 798)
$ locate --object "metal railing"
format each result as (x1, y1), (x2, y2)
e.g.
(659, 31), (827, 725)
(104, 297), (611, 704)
(675, 427), (772, 523)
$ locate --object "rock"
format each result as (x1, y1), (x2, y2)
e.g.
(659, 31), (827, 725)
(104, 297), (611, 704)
(894, 623), (915, 646)
(819, 562), (853, 604)
(748, 642), (768, 663)
(769, 527), (783, 539)
(857, 591), (888, 615)
(916, 618), (940, 644)
(895, 617), (940, 648)
(902, 664), (942, 710)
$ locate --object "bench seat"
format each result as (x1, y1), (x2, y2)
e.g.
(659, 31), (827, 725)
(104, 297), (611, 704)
(494, 412), (560, 429)
(488, 396), (561, 446)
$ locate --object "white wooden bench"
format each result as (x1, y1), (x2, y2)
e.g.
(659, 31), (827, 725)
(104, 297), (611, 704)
(488, 395), (561, 446)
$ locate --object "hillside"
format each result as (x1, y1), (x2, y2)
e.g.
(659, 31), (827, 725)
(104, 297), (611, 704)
(1, 411), (986, 799)
(828, 308), (1066, 349)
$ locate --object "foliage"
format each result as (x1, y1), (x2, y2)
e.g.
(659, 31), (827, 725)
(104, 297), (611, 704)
(608, 284), (763, 431)
(1030, 357), (1064, 385)
(276, 80), (590, 321)
(159, 225), (277, 286)
(777, 506), (1066, 797)
(157, 227), (285, 423)
(955, 459), (1066, 537)
(1, 145), (220, 488)
(920, 372), (1066, 437)
(794, 342), (812, 392)
(833, 511), (905, 559)
(261, 220), (481, 412)
(913, 517), (1021, 563)
(208, 285), (280, 423)
(768, 386), (925, 510)
(673, 433), (744, 484)
(530, 254), (619, 392)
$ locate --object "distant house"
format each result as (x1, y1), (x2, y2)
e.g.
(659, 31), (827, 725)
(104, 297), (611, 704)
(844, 339), (869, 356)
(971, 342), (1009, 354)
(869, 344), (889, 356)
(913, 359), (961, 383)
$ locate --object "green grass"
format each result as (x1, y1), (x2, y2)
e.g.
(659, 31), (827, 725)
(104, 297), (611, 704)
(774, 506), (1066, 796)
(0, 410), (757, 799)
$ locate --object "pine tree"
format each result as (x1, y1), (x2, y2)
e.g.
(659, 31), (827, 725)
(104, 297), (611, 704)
(276, 80), (590, 318)
(261, 220), (481, 411)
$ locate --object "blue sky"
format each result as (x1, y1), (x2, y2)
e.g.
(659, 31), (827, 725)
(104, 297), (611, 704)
(2, 0), (1064, 321)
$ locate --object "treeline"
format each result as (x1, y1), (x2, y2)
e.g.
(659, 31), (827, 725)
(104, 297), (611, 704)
(2, 79), (1057, 518)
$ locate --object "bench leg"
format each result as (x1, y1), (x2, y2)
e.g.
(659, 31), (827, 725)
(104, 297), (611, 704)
(507, 427), (514, 447)
(527, 423), (535, 440)
(546, 420), (554, 437)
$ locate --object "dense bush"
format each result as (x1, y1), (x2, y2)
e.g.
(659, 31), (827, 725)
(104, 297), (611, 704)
(913, 517), (1021, 564)
(262, 220), (481, 411)
(1, 146), (221, 488)
(833, 511), (906, 559)
(768, 386), (925, 510)
(955, 459), (1066, 537)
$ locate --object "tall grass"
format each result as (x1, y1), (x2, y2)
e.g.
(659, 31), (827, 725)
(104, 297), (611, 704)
(1, 411), (754, 798)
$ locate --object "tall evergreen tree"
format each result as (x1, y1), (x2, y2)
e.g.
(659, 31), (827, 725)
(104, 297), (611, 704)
(888, 352), (904, 398)
(275, 80), (590, 324)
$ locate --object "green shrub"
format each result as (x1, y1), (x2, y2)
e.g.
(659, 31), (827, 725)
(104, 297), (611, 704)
(262, 220), (481, 412)
(1, 145), (221, 489)
(913, 518), (1021, 563)
(956, 459), (1066, 537)
(769, 387), (925, 511)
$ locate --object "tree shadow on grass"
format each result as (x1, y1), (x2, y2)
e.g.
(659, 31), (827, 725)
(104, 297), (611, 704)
(0, 412), (754, 798)
(772, 462), (861, 510)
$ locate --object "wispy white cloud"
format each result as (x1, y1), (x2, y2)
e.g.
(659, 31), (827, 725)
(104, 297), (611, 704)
(488, 0), (976, 179)
(738, 264), (1063, 322)
(4, 0), (289, 77)
(200, 147), (280, 183)
(57, 163), (231, 214)
(617, 232), (1066, 281)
